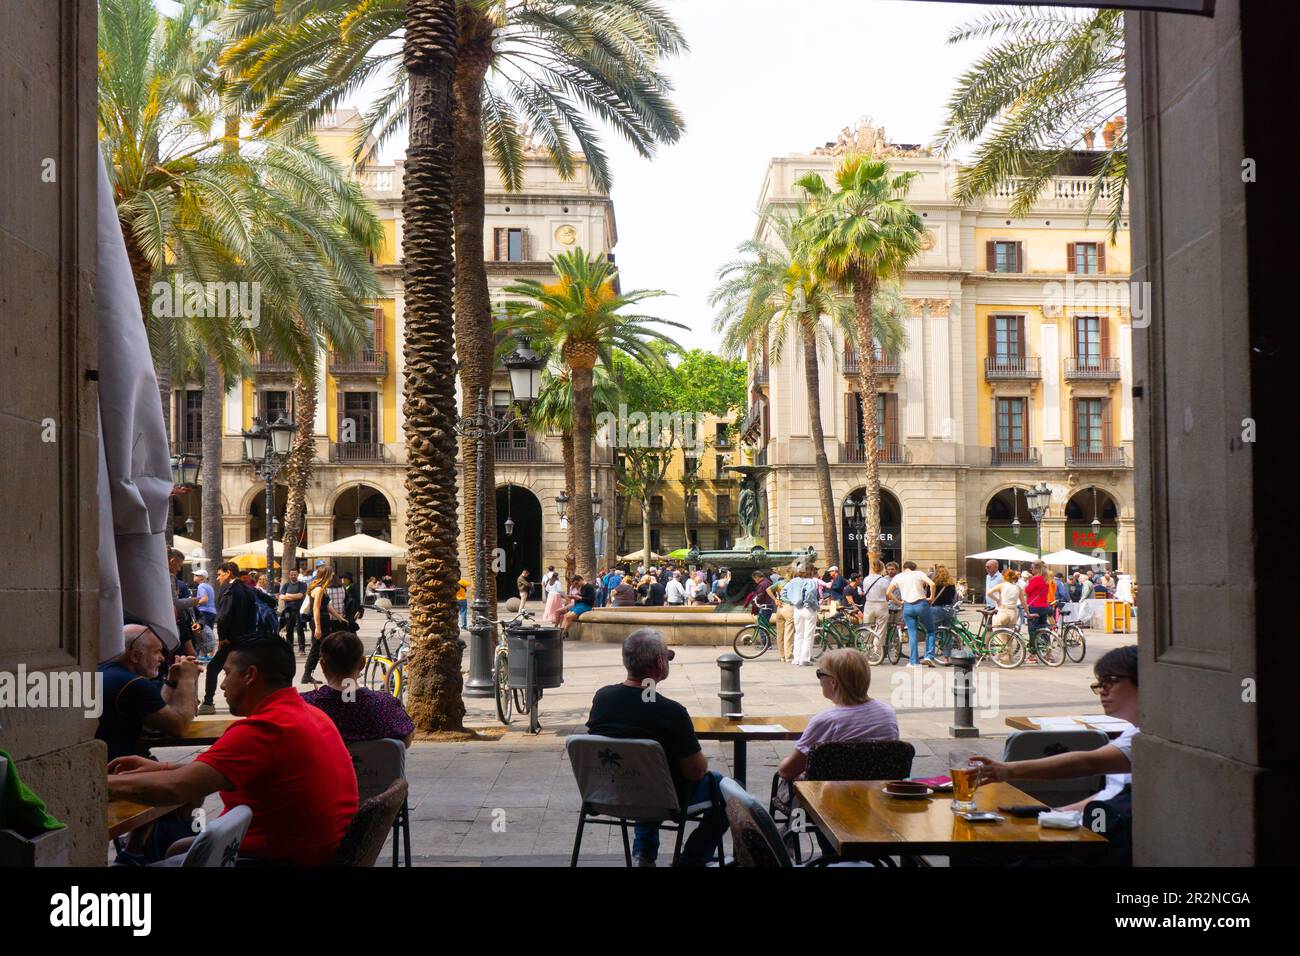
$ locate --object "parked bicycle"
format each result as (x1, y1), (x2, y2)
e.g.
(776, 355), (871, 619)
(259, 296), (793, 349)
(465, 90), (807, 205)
(931, 604), (1026, 669)
(364, 605), (410, 694)
(859, 609), (908, 666)
(492, 610), (545, 734)
(732, 605), (863, 661)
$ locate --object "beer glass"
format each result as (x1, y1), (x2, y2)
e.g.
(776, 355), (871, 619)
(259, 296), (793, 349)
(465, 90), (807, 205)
(949, 750), (980, 813)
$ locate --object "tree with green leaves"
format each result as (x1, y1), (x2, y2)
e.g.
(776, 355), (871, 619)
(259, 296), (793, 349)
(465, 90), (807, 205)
(711, 208), (906, 563)
(220, 0), (687, 613)
(611, 348), (746, 560)
(797, 157), (925, 565)
(935, 5), (1127, 239)
(498, 249), (682, 579)
(99, 0), (381, 580)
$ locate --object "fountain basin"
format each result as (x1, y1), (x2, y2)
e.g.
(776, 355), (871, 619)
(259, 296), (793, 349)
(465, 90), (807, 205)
(570, 606), (756, 645)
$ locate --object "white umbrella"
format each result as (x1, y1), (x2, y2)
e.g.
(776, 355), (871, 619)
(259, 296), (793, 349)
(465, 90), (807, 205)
(967, 546), (1040, 563)
(222, 539), (295, 558)
(306, 532), (404, 559)
(618, 548), (665, 563)
(1041, 549), (1110, 567)
(172, 535), (203, 557)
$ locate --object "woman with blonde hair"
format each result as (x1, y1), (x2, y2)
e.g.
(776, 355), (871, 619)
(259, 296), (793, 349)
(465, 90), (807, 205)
(929, 565), (960, 664)
(987, 567), (1027, 629)
(777, 649), (900, 781)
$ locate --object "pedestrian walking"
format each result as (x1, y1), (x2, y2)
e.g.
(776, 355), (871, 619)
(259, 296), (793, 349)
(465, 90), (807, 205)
(886, 561), (938, 667)
(517, 569), (531, 610)
(782, 566), (822, 666)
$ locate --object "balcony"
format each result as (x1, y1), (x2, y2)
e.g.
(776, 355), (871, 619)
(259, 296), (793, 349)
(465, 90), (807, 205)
(843, 349), (900, 377)
(985, 356), (1041, 381)
(494, 437), (548, 463)
(253, 351), (294, 376)
(990, 446), (1041, 467)
(329, 349), (389, 377)
(329, 442), (388, 463)
(753, 368), (769, 387)
(842, 442), (907, 465)
(1064, 356), (1122, 381)
(171, 439), (203, 457)
(739, 399), (764, 443)
(989, 175), (1127, 212)
(1067, 445), (1126, 467)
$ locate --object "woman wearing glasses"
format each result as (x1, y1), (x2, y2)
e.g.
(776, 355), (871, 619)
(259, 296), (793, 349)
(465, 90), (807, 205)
(973, 645), (1139, 811)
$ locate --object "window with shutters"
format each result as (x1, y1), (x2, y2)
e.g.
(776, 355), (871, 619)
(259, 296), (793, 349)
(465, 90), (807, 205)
(651, 495), (664, 521)
(494, 227), (526, 261)
(717, 494), (731, 519)
(1075, 316), (1102, 366)
(996, 397), (1027, 454)
(1075, 398), (1104, 453)
(994, 315), (1023, 364)
(994, 241), (1021, 272)
(1070, 242), (1102, 274)
(341, 392), (376, 445)
(683, 456), (698, 478)
(717, 529), (732, 550)
(178, 390), (202, 452)
(260, 389), (290, 425)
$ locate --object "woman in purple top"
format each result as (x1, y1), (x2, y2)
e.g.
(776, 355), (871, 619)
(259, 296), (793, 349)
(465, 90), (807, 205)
(302, 632), (415, 746)
(776, 648), (899, 781)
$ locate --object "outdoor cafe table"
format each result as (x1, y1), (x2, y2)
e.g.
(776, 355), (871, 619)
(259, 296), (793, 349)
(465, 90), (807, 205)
(692, 716), (809, 787)
(107, 799), (179, 840)
(794, 780), (1108, 863)
(142, 716), (241, 749)
(1005, 716), (1124, 739)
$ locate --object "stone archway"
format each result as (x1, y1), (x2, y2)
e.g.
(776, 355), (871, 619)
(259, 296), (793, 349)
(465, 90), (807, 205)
(1064, 486), (1120, 567)
(496, 484), (543, 601)
(841, 487), (902, 575)
(331, 484), (394, 586)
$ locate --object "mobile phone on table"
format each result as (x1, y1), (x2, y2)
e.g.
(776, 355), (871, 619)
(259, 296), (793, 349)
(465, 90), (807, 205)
(959, 811), (1004, 822)
(998, 804), (1050, 818)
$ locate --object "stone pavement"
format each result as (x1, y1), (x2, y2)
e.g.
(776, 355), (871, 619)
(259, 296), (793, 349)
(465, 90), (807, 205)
(178, 604), (1137, 866)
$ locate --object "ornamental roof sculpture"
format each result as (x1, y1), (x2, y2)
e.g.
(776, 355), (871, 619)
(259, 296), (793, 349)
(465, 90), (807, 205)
(811, 116), (933, 158)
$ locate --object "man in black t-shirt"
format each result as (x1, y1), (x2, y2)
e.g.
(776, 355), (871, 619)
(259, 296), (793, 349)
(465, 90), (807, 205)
(278, 568), (309, 652)
(97, 624), (201, 761)
(586, 628), (727, 866)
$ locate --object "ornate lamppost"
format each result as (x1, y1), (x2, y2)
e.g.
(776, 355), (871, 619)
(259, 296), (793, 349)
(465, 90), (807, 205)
(455, 336), (544, 698)
(1025, 481), (1053, 559)
(243, 415), (295, 580)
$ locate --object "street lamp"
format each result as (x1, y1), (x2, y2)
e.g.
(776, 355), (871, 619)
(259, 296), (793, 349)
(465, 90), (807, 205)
(851, 491), (865, 576)
(556, 490), (570, 531)
(1025, 481), (1052, 558)
(243, 415), (294, 580)
(592, 494), (602, 517)
(170, 453), (200, 489)
(455, 337), (545, 698)
(185, 516), (195, 536)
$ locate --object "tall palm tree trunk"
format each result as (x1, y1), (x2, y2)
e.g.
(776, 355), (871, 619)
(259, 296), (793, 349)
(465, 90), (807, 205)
(562, 430), (576, 579)
(401, 0), (464, 733)
(282, 356), (317, 572)
(568, 357), (597, 580)
(452, 51), (499, 610)
(802, 328), (840, 564)
(853, 277), (882, 564)
(200, 353), (224, 572)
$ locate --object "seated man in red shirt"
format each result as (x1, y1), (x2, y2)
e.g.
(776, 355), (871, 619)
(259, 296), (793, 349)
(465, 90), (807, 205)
(106, 637), (358, 866)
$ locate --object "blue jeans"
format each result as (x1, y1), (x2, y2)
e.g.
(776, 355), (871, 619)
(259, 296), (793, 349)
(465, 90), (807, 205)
(457, 599), (467, 629)
(902, 600), (935, 665)
(633, 771), (727, 864)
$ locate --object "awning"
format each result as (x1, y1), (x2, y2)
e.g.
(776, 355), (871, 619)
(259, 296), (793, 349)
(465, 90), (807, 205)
(1041, 549), (1111, 567)
(967, 546), (1040, 563)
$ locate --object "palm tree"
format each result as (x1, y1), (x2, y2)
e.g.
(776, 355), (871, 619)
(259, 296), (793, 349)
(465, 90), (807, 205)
(498, 249), (681, 580)
(797, 157), (925, 565)
(220, 0), (687, 615)
(935, 5), (1127, 239)
(711, 208), (907, 564)
(99, 0), (380, 576)
(526, 360), (621, 578)
(396, 0), (463, 732)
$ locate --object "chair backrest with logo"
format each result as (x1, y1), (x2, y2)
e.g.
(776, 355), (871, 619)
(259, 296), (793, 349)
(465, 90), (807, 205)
(565, 735), (680, 821)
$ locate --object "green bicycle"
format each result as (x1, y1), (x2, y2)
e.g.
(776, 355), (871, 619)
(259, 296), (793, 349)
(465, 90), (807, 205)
(932, 604), (1026, 669)
(731, 607), (860, 661)
(860, 611), (907, 666)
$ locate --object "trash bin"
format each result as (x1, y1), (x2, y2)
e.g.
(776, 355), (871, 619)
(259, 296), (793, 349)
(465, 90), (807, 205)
(506, 623), (564, 690)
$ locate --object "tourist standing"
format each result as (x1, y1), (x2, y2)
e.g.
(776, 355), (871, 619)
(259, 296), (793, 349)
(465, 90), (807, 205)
(278, 568), (308, 653)
(783, 566), (822, 666)
(517, 569), (532, 610)
(987, 568), (1026, 628)
(542, 571), (566, 624)
(983, 559), (1002, 607)
(929, 565), (959, 663)
(886, 561), (937, 668)
(193, 568), (218, 658)
(665, 571), (687, 607)
(859, 560), (890, 635)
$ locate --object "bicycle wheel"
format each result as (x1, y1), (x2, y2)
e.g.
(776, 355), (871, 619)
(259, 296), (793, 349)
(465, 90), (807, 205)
(385, 662), (406, 702)
(732, 624), (770, 660)
(493, 650), (513, 725)
(1033, 629), (1066, 667)
(885, 624), (903, 665)
(527, 685), (540, 735)
(810, 629), (828, 662)
(364, 655), (392, 692)
(860, 625), (884, 665)
(985, 629), (1026, 669)
(932, 627), (955, 663)
(1063, 624), (1087, 663)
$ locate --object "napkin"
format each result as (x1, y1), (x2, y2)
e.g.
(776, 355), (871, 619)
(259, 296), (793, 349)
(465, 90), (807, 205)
(1038, 810), (1083, 829)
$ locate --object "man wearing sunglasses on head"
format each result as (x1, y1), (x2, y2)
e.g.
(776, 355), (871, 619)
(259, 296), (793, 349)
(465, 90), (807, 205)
(972, 645), (1139, 812)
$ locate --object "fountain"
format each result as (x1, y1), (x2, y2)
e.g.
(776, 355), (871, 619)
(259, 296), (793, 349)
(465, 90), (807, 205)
(572, 464), (816, 644)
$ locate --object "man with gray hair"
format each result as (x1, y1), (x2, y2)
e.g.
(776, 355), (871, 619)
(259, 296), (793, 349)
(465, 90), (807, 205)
(585, 628), (728, 866)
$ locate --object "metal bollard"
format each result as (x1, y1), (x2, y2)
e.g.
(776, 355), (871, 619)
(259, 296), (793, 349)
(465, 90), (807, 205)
(717, 652), (744, 717)
(949, 647), (979, 738)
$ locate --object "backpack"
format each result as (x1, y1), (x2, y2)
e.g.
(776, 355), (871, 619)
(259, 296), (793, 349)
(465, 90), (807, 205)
(252, 590), (280, 638)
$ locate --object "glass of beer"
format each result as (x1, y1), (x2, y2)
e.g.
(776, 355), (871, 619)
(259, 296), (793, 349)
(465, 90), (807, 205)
(949, 751), (980, 813)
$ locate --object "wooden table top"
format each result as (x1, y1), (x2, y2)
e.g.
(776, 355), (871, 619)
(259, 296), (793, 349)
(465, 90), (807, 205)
(106, 799), (179, 840)
(143, 716), (241, 748)
(692, 716), (809, 740)
(1005, 716), (1124, 739)
(794, 780), (1108, 859)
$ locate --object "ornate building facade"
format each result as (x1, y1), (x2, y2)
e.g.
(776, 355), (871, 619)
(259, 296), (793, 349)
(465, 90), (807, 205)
(169, 110), (618, 592)
(747, 119), (1137, 582)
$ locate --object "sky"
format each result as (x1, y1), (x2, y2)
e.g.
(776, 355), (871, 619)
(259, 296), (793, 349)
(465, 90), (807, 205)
(346, 0), (1002, 349)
